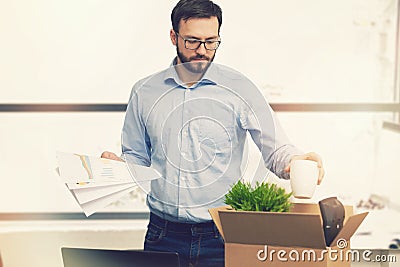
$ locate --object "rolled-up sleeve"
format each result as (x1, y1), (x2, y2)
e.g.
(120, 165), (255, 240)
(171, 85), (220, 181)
(121, 83), (152, 167)
(241, 102), (303, 179)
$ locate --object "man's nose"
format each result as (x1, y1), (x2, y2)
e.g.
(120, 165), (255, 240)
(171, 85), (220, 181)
(195, 43), (207, 55)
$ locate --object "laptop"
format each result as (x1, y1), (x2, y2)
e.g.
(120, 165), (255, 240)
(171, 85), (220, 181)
(61, 247), (180, 267)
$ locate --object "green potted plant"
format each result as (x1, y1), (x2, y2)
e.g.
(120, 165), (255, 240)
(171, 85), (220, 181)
(224, 180), (292, 212)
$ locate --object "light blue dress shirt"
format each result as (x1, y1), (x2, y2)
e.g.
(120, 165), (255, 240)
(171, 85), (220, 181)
(122, 60), (302, 223)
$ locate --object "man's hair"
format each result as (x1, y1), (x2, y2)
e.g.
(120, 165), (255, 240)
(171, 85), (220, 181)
(171, 0), (222, 33)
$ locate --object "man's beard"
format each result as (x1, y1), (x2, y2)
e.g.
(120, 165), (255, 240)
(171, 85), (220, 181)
(176, 45), (215, 74)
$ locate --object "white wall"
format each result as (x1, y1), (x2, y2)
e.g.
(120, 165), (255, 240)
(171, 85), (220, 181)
(1, 0), (397, 103)
(0, 0), (175, 103)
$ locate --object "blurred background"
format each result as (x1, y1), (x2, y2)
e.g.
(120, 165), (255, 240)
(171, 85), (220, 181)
(0, 0), (399, 266)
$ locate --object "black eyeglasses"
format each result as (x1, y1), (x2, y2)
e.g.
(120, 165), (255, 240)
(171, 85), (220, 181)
(175, 32), (221, 51)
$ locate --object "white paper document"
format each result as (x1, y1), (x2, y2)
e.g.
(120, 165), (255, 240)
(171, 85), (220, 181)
(71, 182), (135, 204)
(78, 186), (138, 217)
(57, 152), (133, 183)
(56, 151), (160, 216)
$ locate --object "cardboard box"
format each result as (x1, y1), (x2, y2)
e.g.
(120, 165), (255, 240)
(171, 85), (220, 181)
(209, 204), (368, 267)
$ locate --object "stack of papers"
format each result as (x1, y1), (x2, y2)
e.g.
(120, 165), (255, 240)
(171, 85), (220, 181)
(56, 152), (161, 216)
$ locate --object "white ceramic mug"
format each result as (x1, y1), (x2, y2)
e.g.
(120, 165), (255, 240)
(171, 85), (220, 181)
(290, 159), (319, 199)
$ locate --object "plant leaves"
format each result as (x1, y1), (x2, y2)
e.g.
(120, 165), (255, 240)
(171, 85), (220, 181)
(224, 180), (292, 212)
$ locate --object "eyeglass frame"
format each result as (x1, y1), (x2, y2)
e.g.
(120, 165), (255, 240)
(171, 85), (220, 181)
(175, 32), (221, 51)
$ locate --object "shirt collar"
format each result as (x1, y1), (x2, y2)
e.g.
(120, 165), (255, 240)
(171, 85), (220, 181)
(163, 57), (218, 89)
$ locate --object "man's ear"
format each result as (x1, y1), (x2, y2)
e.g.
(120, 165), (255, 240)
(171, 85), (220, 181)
(170, 29), (177, 46)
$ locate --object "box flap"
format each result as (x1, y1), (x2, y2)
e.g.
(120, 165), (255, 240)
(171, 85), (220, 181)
(218, 209), (327, 249)
(209, 206), (231, 240)
(330, 212), (368, 247)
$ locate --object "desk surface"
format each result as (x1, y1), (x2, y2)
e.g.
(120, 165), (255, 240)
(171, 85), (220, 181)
(0, 219), (148, 233)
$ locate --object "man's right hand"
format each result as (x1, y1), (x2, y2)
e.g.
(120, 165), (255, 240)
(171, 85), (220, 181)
(100, 151), (124, 162)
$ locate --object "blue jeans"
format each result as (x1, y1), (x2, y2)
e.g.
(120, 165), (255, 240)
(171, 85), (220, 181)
(144, 213), (225, 267)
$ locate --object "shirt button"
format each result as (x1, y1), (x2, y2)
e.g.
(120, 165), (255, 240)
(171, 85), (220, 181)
(181, 176), (188, 181)
(186, 88), (190, 93)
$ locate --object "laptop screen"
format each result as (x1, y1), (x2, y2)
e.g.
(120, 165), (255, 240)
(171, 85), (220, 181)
(62, 248), (180, 267)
